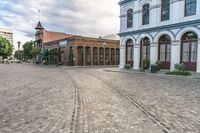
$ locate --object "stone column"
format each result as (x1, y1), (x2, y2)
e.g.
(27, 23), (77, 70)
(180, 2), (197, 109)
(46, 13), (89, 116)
(119, 45), (125, 68)
(150, 42), (157, 65)
(90, 47), (93, 66)
(133, 44), (140, 70)
(196, 39), (200, 73)
(170, 40), (180, 71)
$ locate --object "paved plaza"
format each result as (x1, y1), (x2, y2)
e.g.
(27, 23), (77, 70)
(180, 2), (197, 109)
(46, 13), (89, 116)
(0, 64), (200, 133)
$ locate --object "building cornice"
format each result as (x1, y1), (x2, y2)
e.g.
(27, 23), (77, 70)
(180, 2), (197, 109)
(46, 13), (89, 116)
(119, 0), (183, 6)
(119, 20), (200, 37)
(119, 0), (137, 5)
(170, 0), (184, 4)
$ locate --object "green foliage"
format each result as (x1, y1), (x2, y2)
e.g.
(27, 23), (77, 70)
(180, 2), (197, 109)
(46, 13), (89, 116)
(124, 64), (131, 69)
(32, 47), (41, 57)
(48, 49), (62, 55)
(156, 60), (163, 65)
(143, 59), (150, 69)
(23, 41), (34, 61)
(48, 49), (55, 55)
(175, 63), (185, 72)
(166, 71), (191, 76)
(14, 50), (24, 60)
(0, 36), (13, 58)
(166, 63), (191, 76)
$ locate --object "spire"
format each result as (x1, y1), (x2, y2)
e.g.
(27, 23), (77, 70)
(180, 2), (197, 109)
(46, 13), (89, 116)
(35, 9), (44, 30)
(38, 9), (41, 22)
(35, 21), (44, 30)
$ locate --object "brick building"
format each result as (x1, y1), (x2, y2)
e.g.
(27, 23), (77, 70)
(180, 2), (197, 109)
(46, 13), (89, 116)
(35, 21), (120, 66)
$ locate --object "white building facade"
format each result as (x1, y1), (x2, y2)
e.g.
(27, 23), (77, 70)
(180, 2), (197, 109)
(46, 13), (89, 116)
(119, 0), (200, 72)
(0, 28), (13, 45)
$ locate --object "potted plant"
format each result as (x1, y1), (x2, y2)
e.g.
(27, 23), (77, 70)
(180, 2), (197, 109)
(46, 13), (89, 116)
(124, 64), (131, 69)
(155, 60), (163, 71)
(143, 59), (150, 69)
(166, 63), (191, 76)
(175, 63), (185, 72)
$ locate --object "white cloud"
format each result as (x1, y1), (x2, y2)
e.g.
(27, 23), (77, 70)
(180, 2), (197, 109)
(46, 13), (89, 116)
(0, 0), (119, 49)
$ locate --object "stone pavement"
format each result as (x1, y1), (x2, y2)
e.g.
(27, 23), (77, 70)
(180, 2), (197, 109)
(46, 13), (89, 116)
(0, 64), (200, 133)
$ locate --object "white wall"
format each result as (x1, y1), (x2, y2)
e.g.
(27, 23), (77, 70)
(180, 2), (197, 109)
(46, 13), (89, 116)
(119, 0), (200, 72)
(120, 0), (200, 32)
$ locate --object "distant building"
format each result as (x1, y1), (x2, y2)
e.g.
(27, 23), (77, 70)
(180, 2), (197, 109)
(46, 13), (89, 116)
(119, 0), (200, 72)
(103, 34), (120, 40)
(0, 28), (13, 45)
(34, 21), (120, 66)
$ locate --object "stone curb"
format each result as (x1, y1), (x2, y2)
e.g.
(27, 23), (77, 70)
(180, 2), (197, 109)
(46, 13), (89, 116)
(102, 69), (200, 80)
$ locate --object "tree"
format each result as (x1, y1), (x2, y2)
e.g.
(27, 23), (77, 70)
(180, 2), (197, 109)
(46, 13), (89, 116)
(14, 50), (24, 60)
(32, 47), (41, 59)
(23, 41), (34, 61)
(0, 36), (13, 59)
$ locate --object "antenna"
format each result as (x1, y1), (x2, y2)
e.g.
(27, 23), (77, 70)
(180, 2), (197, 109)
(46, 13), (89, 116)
(38, 9), (41, 21)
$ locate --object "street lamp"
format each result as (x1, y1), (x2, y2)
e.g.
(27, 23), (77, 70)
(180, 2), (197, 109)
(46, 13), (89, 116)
(102, 42), (107, 66)
(17, 41), (21, 60)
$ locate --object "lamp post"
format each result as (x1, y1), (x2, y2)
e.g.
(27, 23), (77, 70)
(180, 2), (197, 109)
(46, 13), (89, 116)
(102, 42), (107, 67)
(17, 41), (21, 60)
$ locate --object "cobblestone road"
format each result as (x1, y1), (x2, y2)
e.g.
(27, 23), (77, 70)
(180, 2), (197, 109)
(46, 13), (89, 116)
(0, 64), (200, 133)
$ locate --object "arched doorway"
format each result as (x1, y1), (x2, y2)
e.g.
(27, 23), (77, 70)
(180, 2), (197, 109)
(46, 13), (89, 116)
(85, 47), (91, 66)
(69, 46), (74, 66)
(99, 47), (104, 65)
(93, 47), (98, 65)
(158, 35), (171, 69)
(181, 32), (198, 71)
(105, 48), (110, 65)
(78, 46), (84, 66)
(116, 48), (120, 65)
(125, 39), (134, 66)
(111, 48), (115, 65)
(140, 37), (150, 69)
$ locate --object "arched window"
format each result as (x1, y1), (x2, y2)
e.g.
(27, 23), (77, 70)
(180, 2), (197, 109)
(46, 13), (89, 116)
(142, 4), (150, 25)
(181, 32), (198, 71)
(158, 35), (171, 69)
(127, 9), (133, 28)
(161, 0), (170, 21)
(142, 37), (150, 60)
(140, 37), (150, 69)
(185, 0), (196, 16)
(126, 39), (134, 66)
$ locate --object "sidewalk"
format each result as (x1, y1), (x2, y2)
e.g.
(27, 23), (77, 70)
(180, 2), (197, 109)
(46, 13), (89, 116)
(102, 67), (200, 80)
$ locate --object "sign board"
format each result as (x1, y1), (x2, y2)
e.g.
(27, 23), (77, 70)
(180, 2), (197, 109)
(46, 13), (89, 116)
(59, 40), (68, 48)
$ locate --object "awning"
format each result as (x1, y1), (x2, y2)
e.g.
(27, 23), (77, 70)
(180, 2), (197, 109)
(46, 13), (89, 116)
(40, 49), (48, 56)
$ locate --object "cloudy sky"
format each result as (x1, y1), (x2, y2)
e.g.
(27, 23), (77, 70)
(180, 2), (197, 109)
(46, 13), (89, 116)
(0, 0), (119, 49)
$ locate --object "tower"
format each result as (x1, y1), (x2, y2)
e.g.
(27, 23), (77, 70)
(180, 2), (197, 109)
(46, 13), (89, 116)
(35, 21), (44, 48)
(35, 21), (44, 32)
